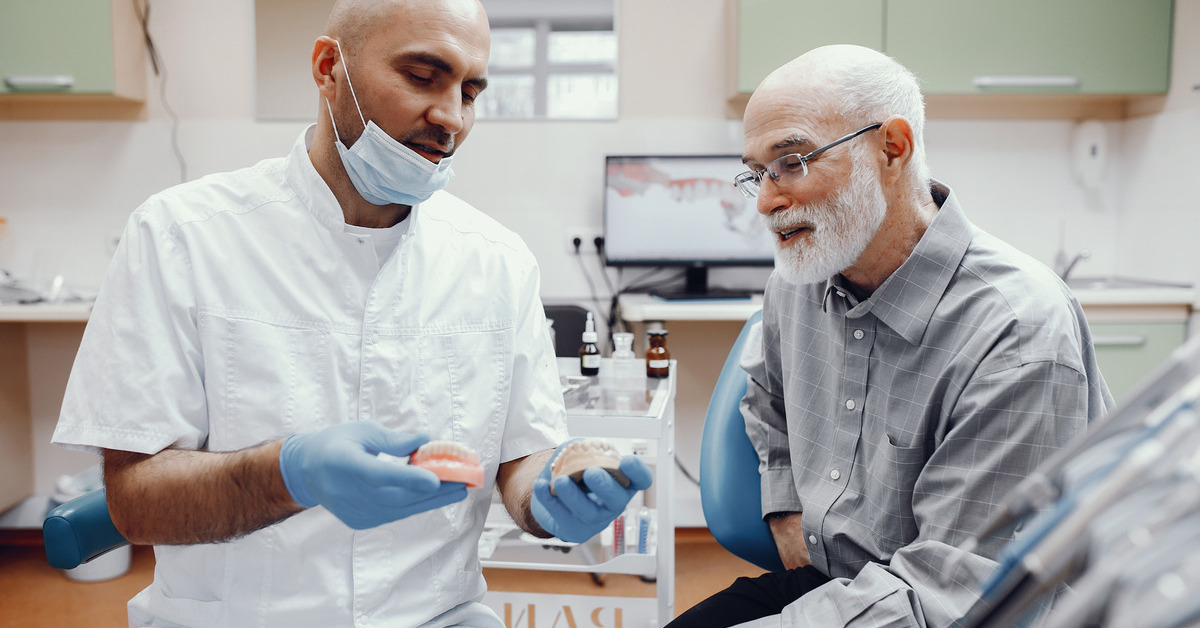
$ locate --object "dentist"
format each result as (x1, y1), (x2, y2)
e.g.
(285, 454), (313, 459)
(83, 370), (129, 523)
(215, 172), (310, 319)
(52, 0), (649, 626)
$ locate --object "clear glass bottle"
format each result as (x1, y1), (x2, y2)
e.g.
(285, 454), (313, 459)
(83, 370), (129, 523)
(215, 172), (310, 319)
(579, 312), (600, 376)
(645, 330), (670, 378)
(611, 332), (640, 389)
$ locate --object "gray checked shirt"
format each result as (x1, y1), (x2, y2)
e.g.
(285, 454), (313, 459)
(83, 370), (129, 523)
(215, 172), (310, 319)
(739, 183), (1113, 628)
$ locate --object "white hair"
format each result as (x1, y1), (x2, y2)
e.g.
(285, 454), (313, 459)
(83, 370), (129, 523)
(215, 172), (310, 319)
(786, 45), (932, 198)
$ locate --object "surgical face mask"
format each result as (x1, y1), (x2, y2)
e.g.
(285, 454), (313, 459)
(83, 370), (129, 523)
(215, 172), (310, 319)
(326, 40), (455, 207)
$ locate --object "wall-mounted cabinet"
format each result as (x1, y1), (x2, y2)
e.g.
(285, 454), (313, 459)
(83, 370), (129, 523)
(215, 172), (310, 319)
(733, 0), (884, 95)
(0, 0), (146, 120)
(728, 0), (1174, 119)
(1088, 320), (1188, 402)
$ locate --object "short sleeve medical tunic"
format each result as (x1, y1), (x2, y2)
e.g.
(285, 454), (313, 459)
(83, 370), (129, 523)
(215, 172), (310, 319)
(53, 127), (569, 628)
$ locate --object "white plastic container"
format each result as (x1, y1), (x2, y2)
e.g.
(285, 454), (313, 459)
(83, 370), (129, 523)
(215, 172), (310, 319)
(64, 545), (132, 582)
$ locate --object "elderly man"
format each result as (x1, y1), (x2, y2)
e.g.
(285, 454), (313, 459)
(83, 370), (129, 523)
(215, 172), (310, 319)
(52, 0), (649, 626)
(669, 45), (1111, 628)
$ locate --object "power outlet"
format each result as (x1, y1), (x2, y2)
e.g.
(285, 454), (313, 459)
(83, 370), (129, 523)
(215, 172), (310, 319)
(564, 227), (604, 255)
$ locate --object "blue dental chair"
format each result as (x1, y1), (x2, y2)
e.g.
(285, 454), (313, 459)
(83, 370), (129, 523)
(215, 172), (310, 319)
(699, 310), (785, 572)
(43, 487), (128, 570)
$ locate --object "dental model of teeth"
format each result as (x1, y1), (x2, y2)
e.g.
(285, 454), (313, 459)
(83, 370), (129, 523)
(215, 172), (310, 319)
(409, 440), (485, 488)
(550, 438), (631, 496)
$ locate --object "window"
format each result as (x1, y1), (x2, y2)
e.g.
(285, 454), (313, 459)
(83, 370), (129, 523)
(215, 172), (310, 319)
(253, 0), (617, 121)
(478, 20), (617, 120)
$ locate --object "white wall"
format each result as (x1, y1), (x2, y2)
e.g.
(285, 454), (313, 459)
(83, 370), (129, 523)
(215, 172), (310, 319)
(1118, 0), (1200, 293)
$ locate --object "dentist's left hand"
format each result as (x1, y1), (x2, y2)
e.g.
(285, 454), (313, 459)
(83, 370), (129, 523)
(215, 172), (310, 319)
(279, 421), (468, 529)
(531, 440), (654, 543)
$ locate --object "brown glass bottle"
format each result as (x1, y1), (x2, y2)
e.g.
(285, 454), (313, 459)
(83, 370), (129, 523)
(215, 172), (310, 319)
(645, 330), (670, 378)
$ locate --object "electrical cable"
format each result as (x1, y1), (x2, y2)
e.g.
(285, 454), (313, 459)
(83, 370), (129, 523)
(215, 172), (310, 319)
(573, 250), (609, 351)
(133, 0), (188, 183)
(592, 237), (617, 297)
(675, 458), (700, 487)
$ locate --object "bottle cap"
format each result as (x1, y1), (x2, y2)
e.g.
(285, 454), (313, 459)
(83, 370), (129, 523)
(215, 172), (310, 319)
(647, 329), (668, 337)
(582, 312), (597, 343)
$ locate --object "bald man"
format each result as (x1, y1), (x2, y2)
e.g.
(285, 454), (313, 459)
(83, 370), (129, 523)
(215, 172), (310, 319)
(53, 1), (649, 625)
(668, 46), (1112, 627)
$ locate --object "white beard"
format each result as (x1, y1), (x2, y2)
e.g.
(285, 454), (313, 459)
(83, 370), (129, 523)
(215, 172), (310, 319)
(765, 148), (888, 286)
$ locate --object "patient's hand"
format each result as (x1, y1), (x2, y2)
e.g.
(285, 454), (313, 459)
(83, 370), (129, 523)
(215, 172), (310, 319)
(767, 512), (811, 570)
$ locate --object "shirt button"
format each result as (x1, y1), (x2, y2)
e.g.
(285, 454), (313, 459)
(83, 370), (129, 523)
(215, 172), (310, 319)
(836, 290), (846, 298)
(808, 534), (817, 545)
(846, 399), (856, 410)
(830, 469), (841, 480)
(853, 329), (864, 340)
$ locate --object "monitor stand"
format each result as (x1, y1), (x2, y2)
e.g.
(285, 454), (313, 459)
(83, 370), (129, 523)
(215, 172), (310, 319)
(650, 266), (753, 301)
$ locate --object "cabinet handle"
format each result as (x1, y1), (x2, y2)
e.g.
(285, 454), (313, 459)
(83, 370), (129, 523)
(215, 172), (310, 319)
(3, 75), (75, 91)
(1093, 334), (1148, 347)
(971, 75), (1080, 89)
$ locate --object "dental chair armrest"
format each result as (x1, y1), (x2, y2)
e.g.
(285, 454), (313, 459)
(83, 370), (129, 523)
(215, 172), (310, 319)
(43, 488), (129, 570)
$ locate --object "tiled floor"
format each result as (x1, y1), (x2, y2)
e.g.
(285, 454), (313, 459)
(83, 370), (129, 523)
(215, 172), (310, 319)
(0, 528), (763, 626)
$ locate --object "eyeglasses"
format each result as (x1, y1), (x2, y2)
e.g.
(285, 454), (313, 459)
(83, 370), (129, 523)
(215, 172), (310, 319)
(733, 123), (883, 198)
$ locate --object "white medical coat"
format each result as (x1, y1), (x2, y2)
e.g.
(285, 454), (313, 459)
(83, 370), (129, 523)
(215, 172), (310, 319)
(53, 127), (568, 627)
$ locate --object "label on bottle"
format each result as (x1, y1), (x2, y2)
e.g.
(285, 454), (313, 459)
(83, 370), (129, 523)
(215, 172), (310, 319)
(582, 354), (601, 368)
(648, 359), (669, 370)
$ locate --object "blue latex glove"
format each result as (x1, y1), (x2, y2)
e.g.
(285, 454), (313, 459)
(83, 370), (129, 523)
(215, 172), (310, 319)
(531, 440), (654, 543)
(279, 421), (468, 530)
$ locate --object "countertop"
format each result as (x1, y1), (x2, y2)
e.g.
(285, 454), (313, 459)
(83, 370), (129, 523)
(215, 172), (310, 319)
(1, 282), (1194, 325)
(1071, 286), (1196, 308)
(0, 302), (92, 322)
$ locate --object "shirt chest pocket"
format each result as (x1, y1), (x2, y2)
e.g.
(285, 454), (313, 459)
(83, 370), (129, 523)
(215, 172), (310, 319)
(863, 436), (925, 553)
(200, 313), (341, 451)
(379, 328), (514, 474)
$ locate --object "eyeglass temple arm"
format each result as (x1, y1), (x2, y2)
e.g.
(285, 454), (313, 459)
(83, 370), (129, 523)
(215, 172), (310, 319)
(804, 122), (883, 161)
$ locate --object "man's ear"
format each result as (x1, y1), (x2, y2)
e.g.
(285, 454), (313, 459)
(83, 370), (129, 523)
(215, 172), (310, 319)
(312, 36), (339, 100)
(879, 116), (915, 185)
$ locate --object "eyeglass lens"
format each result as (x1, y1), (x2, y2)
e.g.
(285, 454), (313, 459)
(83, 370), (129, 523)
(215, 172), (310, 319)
(734, 123), (882, 198)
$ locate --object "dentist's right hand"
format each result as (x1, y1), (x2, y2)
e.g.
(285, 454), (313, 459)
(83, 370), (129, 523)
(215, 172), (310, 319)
(278, 421), (468, 529)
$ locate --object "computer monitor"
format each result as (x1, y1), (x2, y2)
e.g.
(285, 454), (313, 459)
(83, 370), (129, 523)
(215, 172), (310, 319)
(603, 154), (776, 300)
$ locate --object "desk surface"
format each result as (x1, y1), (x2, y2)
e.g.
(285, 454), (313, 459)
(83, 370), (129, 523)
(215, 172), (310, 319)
(619, 286), (1195, 323)
(617, 293), (762, 322)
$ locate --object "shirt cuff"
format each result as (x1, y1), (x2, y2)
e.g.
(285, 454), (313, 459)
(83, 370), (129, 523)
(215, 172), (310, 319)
(760, 466), (802, 518)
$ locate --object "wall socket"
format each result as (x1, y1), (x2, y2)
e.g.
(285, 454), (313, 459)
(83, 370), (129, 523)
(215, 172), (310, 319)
(564, 227), (604, 255)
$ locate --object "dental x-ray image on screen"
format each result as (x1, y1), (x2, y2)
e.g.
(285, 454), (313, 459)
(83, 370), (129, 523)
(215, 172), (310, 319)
(603, 155), (775, 299)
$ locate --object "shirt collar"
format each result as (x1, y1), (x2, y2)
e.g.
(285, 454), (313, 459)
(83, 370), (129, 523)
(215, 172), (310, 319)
(829, 181), (973, 345)
(284, 125), (423, 239)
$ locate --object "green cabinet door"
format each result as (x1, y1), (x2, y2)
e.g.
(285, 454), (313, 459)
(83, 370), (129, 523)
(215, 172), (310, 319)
(1089, 322), (1187, 402)
(0, 0), (117, 94)
(886, 0), (1172, 95)
(736, 0), (885, 94)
